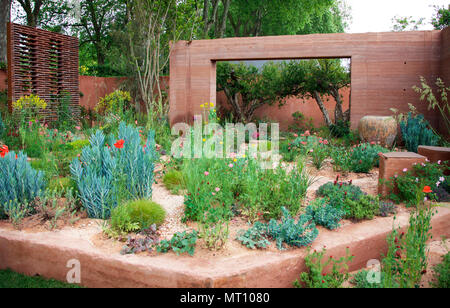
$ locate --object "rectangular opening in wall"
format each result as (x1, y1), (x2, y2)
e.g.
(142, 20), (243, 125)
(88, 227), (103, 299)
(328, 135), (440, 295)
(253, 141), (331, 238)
(215, 58), (351, 133)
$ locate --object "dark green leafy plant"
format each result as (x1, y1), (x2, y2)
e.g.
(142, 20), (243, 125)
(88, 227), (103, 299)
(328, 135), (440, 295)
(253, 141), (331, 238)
(157, 230), (198, 256)
(236, 221), (271, 249)
(306, 199), (345, 230)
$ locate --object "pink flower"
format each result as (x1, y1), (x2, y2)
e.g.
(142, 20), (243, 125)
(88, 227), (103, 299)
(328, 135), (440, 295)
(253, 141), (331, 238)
(212, 192), (216, 196)
(370, 141), (375, 145)
(301, 141), (307, 145)
(228, 164), (234, 168)
(323, 140), (328, 145)
(403, 168), (408, 172)
(204, 171), (209, 176)
(293, 133), (298, 137)
(75, 126), (81, 131)
(438, 160), (441, 165)
(215, 187), (220, 192)
(304, 130), (310, 136)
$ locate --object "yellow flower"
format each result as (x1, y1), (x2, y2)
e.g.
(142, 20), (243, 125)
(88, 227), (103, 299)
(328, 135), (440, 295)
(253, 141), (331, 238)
(243, 154), (246, 158)
(210, 102), (214, 107)
(200, 104), (204, 108)
(233, 159), (237, 162)
(203, 138), (206, 142)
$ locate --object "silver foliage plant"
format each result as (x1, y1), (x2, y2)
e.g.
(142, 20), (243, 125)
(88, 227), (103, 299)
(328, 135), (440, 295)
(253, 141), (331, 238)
(0, 151), (46, 217)
(70, 122), (157, 219)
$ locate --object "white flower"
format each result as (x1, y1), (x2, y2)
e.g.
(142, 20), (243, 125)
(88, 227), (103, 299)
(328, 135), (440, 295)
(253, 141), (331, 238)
(439, 176), (445, 182)
(436, 181), (440, 187)
(415, 178), (419, 183)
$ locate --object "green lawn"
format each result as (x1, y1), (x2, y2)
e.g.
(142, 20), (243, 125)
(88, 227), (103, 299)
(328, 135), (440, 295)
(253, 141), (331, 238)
(0, 269), (83, 288)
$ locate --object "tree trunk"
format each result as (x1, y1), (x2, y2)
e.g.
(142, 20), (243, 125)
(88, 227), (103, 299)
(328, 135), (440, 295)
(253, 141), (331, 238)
(331, 87), (350, 123)
(313, 91), (332, 127)
(215, 0), (230, 38)
(0, 0), (11, 64)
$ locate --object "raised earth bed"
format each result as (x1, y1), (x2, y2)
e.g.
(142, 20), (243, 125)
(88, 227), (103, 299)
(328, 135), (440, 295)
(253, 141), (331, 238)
(1, 206), (449, 288)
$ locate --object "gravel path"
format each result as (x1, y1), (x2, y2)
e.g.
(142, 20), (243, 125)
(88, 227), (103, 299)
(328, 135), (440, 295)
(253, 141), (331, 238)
(151, 183), (190, 239)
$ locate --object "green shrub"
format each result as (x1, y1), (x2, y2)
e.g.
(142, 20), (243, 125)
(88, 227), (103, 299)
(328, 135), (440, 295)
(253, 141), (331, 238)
(329, 120), (350, 138)
(349, 143), (388, 173)
(306, 199), (345, 230)
(316, 179), (364, 200)
(110, 199), (166, 235)
(48, 177), (77, 194)
(294, 247), (354, 288)
(110, 204), (141, 235)
(126, 199), (166, 228)
(432, 252), (450, 288)
(163, 169), (185, 194)
(67, 139), (90, 151)
(344, 194), (379, 221)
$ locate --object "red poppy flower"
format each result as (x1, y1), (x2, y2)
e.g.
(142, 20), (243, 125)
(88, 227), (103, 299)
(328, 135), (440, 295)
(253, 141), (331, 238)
(423, 186), (432, 193)
(0, 145), (9, 158)
(114, 139), (125, 149)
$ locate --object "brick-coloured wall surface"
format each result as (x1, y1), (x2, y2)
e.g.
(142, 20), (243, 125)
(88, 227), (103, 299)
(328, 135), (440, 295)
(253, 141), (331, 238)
(7, 23), (79, 121)
(79, 75), (126, 110)
(378, 152), (427, 196)
(418, 145), (450, 175)
(0, 69), (6, 91)
(169, 30), (445, 131)
(217, 88), (350, 130)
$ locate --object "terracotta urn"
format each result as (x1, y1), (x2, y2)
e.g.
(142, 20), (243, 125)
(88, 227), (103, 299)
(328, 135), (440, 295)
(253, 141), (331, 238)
(358, 116), (397, 147)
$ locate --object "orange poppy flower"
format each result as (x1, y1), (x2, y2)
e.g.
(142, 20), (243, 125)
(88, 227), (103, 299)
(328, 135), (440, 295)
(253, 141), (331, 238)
(423, 186), (432, 193)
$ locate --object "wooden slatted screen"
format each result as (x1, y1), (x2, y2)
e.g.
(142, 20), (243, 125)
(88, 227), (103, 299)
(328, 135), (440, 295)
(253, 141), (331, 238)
(7, 23), (79, 121)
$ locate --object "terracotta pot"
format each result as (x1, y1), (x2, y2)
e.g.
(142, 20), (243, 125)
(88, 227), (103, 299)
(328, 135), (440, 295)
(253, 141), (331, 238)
(358, 116), (397, 147)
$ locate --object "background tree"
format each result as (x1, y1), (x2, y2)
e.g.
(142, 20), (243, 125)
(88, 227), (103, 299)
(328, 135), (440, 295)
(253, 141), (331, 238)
(431, 5), (450, 30)
(217, 59), (350, 126)
(126, 0), (200, 113)
(216, 61), (282, 123)
(0, 0), (11, 64)
(277, 59), (350, 127)
(74, 0), (125, 67)
(391, 15), (425, 32)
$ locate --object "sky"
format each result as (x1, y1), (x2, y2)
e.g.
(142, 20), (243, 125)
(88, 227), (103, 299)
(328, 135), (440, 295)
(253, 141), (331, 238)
(346, 0), (449, 33)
